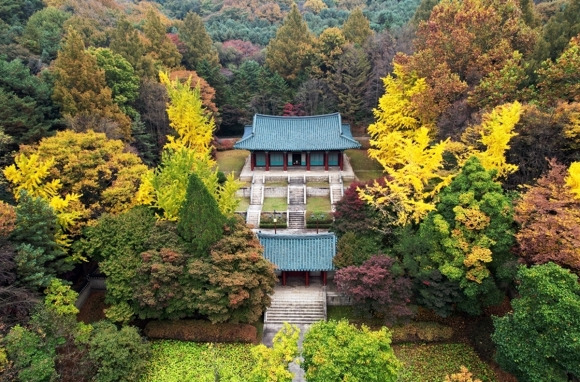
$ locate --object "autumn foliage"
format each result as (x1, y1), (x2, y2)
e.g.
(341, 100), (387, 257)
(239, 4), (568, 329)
(515, 160), (580, 274)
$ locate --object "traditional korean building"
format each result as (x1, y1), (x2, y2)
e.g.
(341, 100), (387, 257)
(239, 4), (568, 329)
(258, 233), (336, 286)
(234, 113), (361, 171)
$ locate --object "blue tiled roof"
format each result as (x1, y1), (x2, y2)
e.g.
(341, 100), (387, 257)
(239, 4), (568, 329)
(258, 233), (336, 271)
(234, 113), (361, 151)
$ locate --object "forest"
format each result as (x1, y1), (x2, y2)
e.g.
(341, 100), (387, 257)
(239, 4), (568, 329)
(0, 0), (579, 380)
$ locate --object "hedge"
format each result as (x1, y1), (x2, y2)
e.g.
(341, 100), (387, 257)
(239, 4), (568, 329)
(144, 320), (258, 344)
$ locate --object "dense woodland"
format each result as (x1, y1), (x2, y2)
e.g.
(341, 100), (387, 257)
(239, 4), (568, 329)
(0, 0), (580, 380)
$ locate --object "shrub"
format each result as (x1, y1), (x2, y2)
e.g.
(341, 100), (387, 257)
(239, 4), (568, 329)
(144, 320), (258, 343)
(302, 319), (401, 382)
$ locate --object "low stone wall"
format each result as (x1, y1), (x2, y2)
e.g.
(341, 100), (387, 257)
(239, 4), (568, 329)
(326, 291), (352, 306)
(307, 187), (330, 197)
(264, 187), (287, 197)
(75, 277), (106, 309)
(236, 187), (251, 198)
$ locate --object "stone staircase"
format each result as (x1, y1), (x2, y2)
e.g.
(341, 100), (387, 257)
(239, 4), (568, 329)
(265, 287), (326, 325)
(287, 210), (305, 229)
(288, 186), (305, 205)
(330, 185), (343, 206)
(246, 205), (261, 228)
(250, 178), (264, 205)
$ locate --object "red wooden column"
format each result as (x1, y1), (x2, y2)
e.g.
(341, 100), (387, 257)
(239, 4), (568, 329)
(324, 151), (329, 171)
(323, 271), (327, 286)
(306, 152), (311, 171)
(282, 271), (287, 286)
(265, 151), (270, 171)
(251, 152), (256, 170)
(339, 151), (344, 170)
(283, 152), (288, 171)
(305, 271), (310, 286)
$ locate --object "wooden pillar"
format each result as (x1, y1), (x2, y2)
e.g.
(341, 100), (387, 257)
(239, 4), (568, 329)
(251, 152), (256, 170)
(306, 152), (311, 171)
(282, 271), (286, 286)
(283, 152), (288, 171)
(265, 151), (270, 171)
(305, 271), (309, 287)
(323, 271), (327, 286)
(324, 151), (329, 171)
(339, 152), (344, 170)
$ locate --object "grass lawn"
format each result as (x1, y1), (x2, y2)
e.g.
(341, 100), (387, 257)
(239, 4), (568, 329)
(306, 181), (329, 187)
(216, 150), (249, 177)
(306, 196), (331, 213)
(395, 343), (497, 382)
(345, 149), (384, 182)
(262, 197), (287, 211)
(142, 341), (253, 382)
(235, 197), (250, 212)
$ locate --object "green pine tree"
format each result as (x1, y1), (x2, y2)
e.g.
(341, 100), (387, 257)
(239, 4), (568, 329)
(265, 3), (314, 83)
(177, 173), (226, 255)
(342, 8), (372, 46)
(179, 12), (219, 70)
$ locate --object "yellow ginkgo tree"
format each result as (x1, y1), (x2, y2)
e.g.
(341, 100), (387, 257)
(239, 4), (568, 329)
(136, 72), (240, 220)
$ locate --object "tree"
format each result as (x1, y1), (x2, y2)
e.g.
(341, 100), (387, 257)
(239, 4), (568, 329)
(536, 35), (580, 106)
(415, 157), (516, 315)
(193, 216), (277, 323)
(334, 255), (414, 323)
(52, 28), (131, 141)
(178, 12), (219, 69)
(0, 58), (59, 153)
(143, 8), (182, 69)
(265, 3), (314, 82)
(514, 160), (580, 274)
(492, 263), (580, 382)
(109, 18), (155, 78)
(327, 44), (371, 122)
(88, 48), (140, 118)
(249, 323), (300, 382)
(170, 70), (218, 117)
(20, 6), (70, 61)
(84, 321), (151, 382)
(14, 130), (148, 225)
(302, 319), (401, 382)
(177, 173), (225, 255)
(342, 8), (372, 46)
(12, 193), (71, 289)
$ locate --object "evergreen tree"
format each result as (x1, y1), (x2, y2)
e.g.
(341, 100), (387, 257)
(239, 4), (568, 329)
(143, 8), (182, 69)
(12, 192), (70, 289)
(179, 12), (219, 70)
(109, 18), (155, 78)
(20, 6), (70, 61)
(342, 8), (372, 46)
(265, 3), (314, 82)
(52, 28), (131, 141)
(327, 44), (370, 122)
(177, 173), (225, 255)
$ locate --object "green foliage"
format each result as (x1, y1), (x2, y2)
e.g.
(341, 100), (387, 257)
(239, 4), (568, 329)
(43, 278), (78, 317)
(0, 0), (43, 27)
(20, 6), (70, 61)
(342, 8), (372, 46)
(177, 173), (225, 255)
(408, 157), (516, 315)
(492, 263), (580, 382)
(395, 343), (497, 381)
(85, 321), (151, 382)
(333, 231), (381, 268)
(265, 3), (314, 82)
(179, 12), (219, 69)
(142, 341), (254, 382)
(3, 324), (57, 382)
(145, 320), (258, 343)
(12, 192), (70, 289)
(0, 58), (58, 153)
(249, 323), (300, 382)
(302, 319), (401, 382)
(533, 0), (580, 63)
(88, 47), (140, 118)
